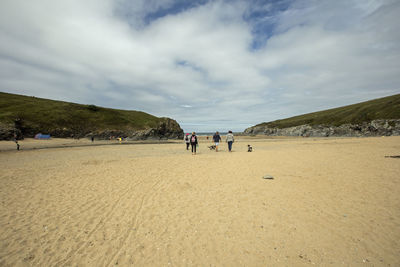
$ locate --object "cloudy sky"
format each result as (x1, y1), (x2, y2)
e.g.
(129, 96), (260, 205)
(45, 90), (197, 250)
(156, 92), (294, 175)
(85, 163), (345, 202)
(1, 0), (399, 132)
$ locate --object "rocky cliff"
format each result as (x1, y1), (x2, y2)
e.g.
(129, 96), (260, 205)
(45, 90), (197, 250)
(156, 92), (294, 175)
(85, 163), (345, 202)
(244, 119), (400, 137)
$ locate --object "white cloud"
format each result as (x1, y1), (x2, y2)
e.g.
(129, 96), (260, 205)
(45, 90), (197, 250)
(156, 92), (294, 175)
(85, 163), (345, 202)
(0, 0), (399, 132)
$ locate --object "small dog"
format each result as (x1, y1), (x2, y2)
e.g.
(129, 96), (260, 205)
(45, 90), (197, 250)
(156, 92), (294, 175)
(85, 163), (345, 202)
(247, 144), (252, 152)
(208, 145), (216, 150)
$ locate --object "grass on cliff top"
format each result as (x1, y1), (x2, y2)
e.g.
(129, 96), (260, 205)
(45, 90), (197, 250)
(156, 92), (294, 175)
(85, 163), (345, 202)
(0, 92), (161, 131)
(256, 94), (400, 129)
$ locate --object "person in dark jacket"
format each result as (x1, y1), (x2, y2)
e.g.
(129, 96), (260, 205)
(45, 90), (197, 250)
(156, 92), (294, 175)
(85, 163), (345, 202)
(190, 132), (198, 155)
(15, 139), (20, 151)
(212, 131), (221, 152)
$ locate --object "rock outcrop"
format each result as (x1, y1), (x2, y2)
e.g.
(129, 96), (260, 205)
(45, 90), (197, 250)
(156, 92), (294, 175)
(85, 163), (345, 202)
(89, 118), (184, 140)
(244, 119), (400, 137)
(0, 122), (15, 140)
(0, 121), (24, 140)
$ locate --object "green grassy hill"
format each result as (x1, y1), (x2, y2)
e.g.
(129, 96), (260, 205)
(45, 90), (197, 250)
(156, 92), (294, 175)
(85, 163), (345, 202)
(255, 94), (400, 129)
(0, 92), (182, 139)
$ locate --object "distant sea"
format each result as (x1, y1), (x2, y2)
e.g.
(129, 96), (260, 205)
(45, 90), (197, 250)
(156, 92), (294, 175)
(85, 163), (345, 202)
(196, 132), (228, 136)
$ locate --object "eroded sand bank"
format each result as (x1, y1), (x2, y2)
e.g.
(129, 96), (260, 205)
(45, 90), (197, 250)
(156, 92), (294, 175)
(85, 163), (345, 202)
(0, 136), (399, 266)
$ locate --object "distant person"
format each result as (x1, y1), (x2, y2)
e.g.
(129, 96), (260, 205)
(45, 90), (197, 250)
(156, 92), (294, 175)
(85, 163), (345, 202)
(15, 139), (20, 151)
(91, 136), (94, 142)
(212, 131), (222, 152)
(190, 132), (198, 155)
(226, 130), (234, 152)
(184, 133), (190, 150)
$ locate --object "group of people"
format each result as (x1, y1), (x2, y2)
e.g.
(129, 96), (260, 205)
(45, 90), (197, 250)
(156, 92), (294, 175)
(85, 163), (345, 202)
(184, 131), (235, 155)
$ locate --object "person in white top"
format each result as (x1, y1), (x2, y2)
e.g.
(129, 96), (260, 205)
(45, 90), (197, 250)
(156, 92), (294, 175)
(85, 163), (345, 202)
(226, 130), (234, 152)
(183, 133), (190, 150)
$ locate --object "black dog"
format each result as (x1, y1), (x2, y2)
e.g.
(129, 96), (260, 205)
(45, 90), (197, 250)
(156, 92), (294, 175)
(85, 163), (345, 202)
(247, 144), (252, 152)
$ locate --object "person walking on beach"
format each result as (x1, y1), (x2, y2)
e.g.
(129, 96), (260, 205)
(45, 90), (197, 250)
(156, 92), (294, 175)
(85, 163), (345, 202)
(14, 139), (20, 151)
(184, 133), (190, 150)
(190, 132), (198, 155)
(213, 131), (221, 152)
(226, 130), (234, 152)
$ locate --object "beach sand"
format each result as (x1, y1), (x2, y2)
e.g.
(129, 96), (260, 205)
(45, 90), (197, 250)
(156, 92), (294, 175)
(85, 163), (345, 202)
(0, 136), (399, 266)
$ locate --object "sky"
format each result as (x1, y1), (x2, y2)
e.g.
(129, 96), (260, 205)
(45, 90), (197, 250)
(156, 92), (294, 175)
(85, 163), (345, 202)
(0, 0), (399, 132)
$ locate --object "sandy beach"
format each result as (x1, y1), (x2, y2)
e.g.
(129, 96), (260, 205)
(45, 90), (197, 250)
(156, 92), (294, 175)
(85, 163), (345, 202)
(0, 136), (399, 266)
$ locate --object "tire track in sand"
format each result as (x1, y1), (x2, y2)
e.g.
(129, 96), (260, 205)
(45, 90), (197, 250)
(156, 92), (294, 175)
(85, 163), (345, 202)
(104, 178), (165, 267)
(53, 179), (144, 266)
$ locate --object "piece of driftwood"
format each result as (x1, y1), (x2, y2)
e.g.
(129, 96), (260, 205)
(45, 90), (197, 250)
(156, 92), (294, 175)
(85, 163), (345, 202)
(262, 175), (274, 179)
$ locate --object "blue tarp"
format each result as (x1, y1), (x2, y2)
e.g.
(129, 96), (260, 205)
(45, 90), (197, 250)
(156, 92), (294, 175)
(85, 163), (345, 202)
(35, 133), (51, 139)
